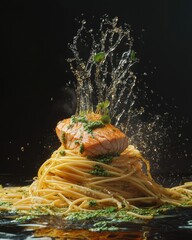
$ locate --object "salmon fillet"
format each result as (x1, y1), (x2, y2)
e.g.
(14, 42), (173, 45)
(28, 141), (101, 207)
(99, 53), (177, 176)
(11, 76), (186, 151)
(56, 113), (128, 156)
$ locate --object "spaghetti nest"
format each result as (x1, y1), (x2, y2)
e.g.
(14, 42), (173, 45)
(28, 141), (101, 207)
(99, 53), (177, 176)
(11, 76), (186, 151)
(0, 145), (192, 219)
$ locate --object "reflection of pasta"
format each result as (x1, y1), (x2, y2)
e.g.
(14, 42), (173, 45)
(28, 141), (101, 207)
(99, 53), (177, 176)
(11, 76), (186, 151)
(34, 228), (148, 240)
(0, 144), (192, 219)
(34, 228), (146, 239)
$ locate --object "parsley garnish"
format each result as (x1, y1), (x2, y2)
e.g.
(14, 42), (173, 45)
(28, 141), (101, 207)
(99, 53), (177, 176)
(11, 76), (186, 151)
(80, 143), (84, 154)
(88, 153), (119, 164)
(61, 132), (66, 144)
(89, 200), (97, 207)
(84, 121), (105, 134)
(59, 150), (66, 156)
(90, 164), (110, 176)
(94, 52), (105, 63)
(96, 101), (111, 124)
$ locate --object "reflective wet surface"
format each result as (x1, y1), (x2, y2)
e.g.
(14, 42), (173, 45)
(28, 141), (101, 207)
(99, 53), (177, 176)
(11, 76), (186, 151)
(0, 176), (192, 240)
(0, 203), (192, 239)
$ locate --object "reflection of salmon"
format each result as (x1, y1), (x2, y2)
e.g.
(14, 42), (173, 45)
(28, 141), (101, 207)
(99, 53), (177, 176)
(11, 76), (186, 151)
(56, 113), (128, 156)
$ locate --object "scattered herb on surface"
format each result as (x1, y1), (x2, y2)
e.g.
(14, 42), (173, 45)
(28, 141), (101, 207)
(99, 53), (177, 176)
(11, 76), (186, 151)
(14, 215), (38, 223)
(65, 204), (177, 222)
(0, 201), (12, 207)
(90, 221), (119, 231)
(66, 207), (117, 221)
(1, 203), (180, 229)
(105, 206), (117, 213)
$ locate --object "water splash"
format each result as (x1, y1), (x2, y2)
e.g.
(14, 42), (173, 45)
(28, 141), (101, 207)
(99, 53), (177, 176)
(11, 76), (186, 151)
(68, 15), (138, 131)
(67, 15), (192, 179)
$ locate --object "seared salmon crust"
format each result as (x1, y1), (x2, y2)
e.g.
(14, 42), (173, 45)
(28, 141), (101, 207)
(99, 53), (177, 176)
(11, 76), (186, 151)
(56, 113), (128, 156)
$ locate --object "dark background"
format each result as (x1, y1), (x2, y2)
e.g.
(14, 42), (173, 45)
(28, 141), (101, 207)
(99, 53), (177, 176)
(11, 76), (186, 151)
(1, 0), (192, 181)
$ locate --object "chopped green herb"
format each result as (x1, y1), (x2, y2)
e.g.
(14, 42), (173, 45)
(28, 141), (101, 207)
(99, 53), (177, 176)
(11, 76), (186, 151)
(130, 50), (136, 61)
(0, 201), (12, 207)
(71, 115), (88, 124)
(91, 221), (119, 231)
(67, 123), (74, 129)
(105, 206), (117, 213)
(94, 52), (105, 63)
(89, 200), (97, 207)
(96, 101), (111, 123)
(80, 143), (84, 154)
(88, 153), (119, 164)
(101, 115), (111, 124)
(96, 101), (110, 112)
(90, 164), (110, 176)
(70, 115), (105, 135)
(130, 50), (139, 62)
(28, 206), (68, 216)
(66, 206), (117, 221)
(74, 140), (80, 145)
(84, 121), (105, 134)
(59, 150), (66, 156)
(61, 132), (66, 144)
(14, 215), (37, 223)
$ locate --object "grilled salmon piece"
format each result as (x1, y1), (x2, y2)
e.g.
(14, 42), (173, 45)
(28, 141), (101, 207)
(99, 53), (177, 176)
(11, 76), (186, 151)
(56, 113), (128, 156)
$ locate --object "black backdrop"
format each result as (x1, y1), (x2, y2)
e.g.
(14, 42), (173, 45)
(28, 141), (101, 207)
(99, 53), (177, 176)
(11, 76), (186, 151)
(1, 0), (192, 180)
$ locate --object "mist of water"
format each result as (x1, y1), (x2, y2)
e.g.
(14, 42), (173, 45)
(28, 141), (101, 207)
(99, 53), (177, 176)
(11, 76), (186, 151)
(67, 15), (192, 181)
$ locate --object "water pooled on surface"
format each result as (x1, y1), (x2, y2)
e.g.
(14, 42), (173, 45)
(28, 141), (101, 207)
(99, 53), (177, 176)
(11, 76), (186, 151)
(67, 15), (192, 181)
